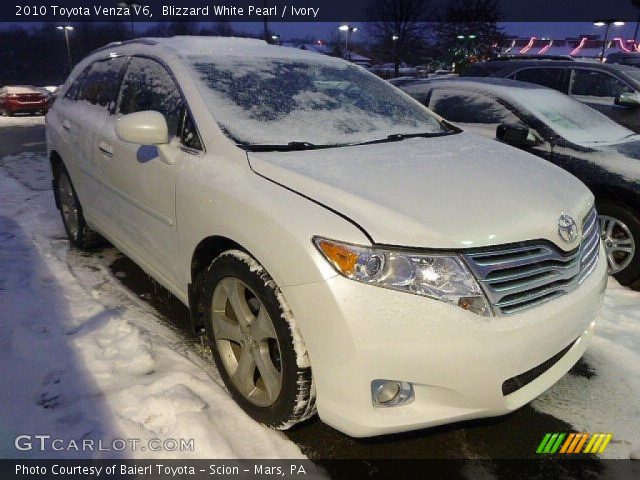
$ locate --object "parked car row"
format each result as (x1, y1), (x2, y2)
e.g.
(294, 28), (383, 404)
(463, 58), (640, 132)
(47, 37), (607, 438)
(394, 76), (640, 287)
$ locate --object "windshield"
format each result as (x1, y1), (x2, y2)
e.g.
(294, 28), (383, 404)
(619, 67), (640, 83)
(509, 88), (636, 145)
(187, 56), (447, 146)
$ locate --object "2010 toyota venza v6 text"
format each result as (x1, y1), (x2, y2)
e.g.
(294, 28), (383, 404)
(46, 36), (607, 437)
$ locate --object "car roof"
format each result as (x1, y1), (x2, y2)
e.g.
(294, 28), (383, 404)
(91, 35), (345, 64)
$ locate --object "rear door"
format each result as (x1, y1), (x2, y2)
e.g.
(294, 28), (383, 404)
(568, 68), (640, 132)
(55, 57), (127, 222)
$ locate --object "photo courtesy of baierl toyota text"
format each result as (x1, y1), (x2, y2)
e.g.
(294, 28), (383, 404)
(0, 1), (639, 479)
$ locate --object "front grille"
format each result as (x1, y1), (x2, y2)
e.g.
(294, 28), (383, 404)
(463, 207), (600, 315)
(501, 339), (577, 396)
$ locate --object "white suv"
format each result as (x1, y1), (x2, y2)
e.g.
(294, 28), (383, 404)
(46, 37), (607, 437)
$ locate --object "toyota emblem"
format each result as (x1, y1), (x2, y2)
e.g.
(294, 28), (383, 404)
(558, 214), (579, 243)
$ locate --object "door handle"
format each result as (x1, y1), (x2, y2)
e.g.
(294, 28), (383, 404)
(98, 141), (114, 157)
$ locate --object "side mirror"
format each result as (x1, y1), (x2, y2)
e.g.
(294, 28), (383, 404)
(615, 92), (640, 108)
(496, 123), (540, 148)
(116, 111), (169, 145)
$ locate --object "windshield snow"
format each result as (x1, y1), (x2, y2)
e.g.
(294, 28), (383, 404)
(510, 88), (636, 145)
(187, 56), (446, 146)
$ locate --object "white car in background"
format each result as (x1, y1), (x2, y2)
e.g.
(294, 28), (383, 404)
(46, 36), (607, 437)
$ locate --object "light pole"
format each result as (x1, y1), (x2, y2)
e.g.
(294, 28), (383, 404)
(118, 1), (140, 39)
(594, 20), (625, 61)
(56, 26), (74, 74)
(339, 24), (357, 60)
(392, 34), (399, 78)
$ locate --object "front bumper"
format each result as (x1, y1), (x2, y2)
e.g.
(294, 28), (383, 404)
(6, 100), (47, 114)
(281, 245), (607, 437)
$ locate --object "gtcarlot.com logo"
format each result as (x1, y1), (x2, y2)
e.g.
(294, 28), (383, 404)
(14, 435), (195, 452)
(536, 432), (613, 454)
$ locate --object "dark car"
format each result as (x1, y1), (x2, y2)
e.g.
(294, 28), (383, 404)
(463, 59), (640, 133)
(607, 51), (640, 68)
(0, 85), (48, 116)
(399, 77), (640, 287)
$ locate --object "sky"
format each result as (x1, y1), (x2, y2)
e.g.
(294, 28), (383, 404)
(228, 22), (640, 42)
(3, 21), (640, 43)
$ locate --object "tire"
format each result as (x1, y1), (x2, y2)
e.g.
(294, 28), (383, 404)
(53, 164), (102, 249)
(596, 200), (640, 288)
(200, 250), (316, 429)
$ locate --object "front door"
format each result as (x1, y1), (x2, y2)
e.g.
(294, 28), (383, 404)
(98, 56), (187, 286)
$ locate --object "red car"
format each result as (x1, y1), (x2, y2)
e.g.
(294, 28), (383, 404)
(0, 85), (48, 116)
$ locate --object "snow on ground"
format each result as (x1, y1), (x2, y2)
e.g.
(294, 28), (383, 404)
(0, 152), (305, 459)
(533, 281), (640, 459)
(0, 115), (45, 127)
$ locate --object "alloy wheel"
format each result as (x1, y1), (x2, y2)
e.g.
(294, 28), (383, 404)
(57, 172), (80, 239)
(599, 215), (636, 274)
(211, 277), (283, 407)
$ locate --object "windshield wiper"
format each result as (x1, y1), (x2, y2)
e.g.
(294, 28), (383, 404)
(354, 131), (457, 146)
(241, 141), (332, 152)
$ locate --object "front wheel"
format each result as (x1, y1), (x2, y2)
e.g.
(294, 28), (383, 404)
(597, 200), (640, 288)
(200, 250), (316, 429)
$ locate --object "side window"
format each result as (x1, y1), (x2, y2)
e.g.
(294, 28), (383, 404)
(570, 69), (632, 98)
(77, 57), (127, 109)
(513, 68), (567, 92)
(428, 89), (520, 125)
(181, 110), (203, 150)
(118, 57), (184, 137)
(64, 70), (87, 100)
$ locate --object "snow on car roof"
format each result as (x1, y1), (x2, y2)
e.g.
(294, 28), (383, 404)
(149, 36), (344, 64)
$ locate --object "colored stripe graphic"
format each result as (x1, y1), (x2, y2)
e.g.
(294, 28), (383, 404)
(537, 433), (613, 454)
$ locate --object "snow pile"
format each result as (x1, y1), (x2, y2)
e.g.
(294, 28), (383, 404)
(533, 280), (640, 459)
(0, 152), (304, 459)
(0, 115), (45, 127)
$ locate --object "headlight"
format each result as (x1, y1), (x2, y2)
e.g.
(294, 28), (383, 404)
(313, 237), (491, 316)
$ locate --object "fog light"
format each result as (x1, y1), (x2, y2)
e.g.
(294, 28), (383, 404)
(371, 380), (414, 407)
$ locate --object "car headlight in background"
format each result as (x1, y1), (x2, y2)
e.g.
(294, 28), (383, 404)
(313, 237), (491, 317)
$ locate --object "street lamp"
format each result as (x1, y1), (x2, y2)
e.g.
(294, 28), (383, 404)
(456, 34), (478, 59)
(271, 34), (280, 45)
(339, 24), (357, 60)
(56, 26), (73, 74)
(118, 1), (140, 39)
(594, 20), (625, 61)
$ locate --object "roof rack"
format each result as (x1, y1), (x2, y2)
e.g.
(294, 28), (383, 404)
(88, 38), (159, 56)
(490, 55), (575, 62)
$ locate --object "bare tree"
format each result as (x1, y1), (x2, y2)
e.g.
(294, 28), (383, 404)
(365, 0), (436, 77)
(435, 0), (504, 72)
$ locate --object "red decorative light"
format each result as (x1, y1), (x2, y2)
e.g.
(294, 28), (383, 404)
(613, 37), (632, 53)
(520, 36), (536, 54)
(571, 37), (588, 56)
(538, 40), (553, 55)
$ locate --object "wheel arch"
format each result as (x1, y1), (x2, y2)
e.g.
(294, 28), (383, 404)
(49, 150), (64, 210)
(589, 182), (640, 215)
(188, 235), (248, 334)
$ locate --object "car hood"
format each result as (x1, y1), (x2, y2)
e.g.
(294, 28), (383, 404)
(573, 138), (640, 185)
(248, 133), (594, 251)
